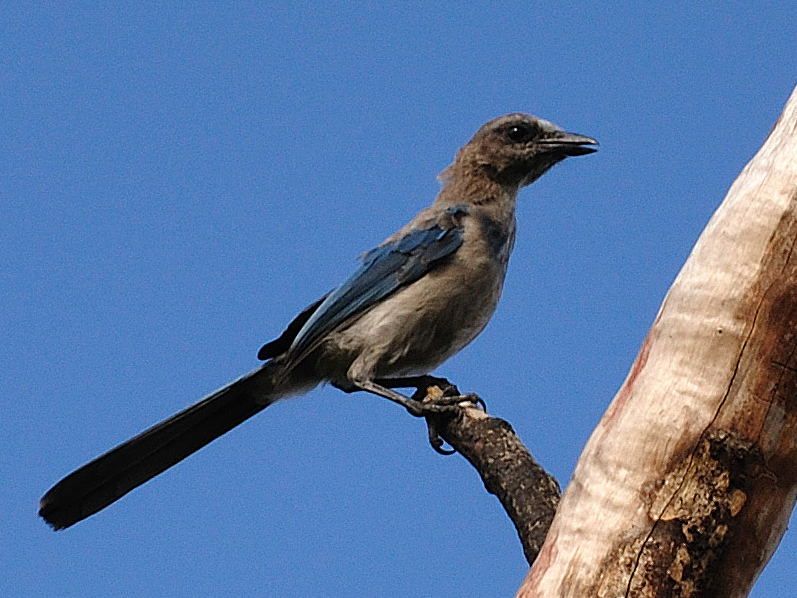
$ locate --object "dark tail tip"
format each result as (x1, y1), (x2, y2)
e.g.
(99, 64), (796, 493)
(36, 364), (280, 531)
(38, 495), (70, 531)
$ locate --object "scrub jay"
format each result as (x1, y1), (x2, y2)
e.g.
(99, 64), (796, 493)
(40, 113), (596, 530)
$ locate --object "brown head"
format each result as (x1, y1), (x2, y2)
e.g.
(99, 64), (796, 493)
(441, 113), (597, 196)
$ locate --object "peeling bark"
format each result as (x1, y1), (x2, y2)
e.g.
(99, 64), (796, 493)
(518, 87), (797, 596)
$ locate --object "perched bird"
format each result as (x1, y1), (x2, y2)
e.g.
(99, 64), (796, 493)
(39, 113), (597, 530)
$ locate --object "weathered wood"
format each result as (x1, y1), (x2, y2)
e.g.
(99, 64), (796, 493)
(519, 86), (797, 597)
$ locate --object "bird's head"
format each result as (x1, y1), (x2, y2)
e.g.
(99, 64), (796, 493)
(445, 113), (597, 191)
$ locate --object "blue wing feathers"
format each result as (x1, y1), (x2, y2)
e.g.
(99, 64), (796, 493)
(257, 293), (330, 360)
(288, 221), (465, 360)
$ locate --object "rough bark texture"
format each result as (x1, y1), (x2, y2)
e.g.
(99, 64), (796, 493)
(429, 405), (560, 564)
(519, 86), (797, 597)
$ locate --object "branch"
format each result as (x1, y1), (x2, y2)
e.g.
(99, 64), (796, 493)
(519, 86), (797, 596)
(428, 405), (560, 564)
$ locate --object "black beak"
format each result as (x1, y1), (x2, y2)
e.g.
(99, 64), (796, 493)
(538, 131), (598, 156)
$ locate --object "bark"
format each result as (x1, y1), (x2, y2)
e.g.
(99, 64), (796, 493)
(517, 86), (797, 597)
(429, 405), (561, 564)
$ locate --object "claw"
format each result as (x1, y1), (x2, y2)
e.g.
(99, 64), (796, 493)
(463, 393), (487, 413)
(359, 376), (480, 456)
(427, 420), (456, 455)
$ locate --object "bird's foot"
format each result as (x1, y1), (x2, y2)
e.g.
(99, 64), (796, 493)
(408, 385), (486, 455)
(373, 374), (487, 411)
(357, 376), (486, 455)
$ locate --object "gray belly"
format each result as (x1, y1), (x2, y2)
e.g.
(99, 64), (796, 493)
(317, 254), (506, 383)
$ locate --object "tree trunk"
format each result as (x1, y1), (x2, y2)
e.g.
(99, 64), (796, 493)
(518, 86), (797, 596)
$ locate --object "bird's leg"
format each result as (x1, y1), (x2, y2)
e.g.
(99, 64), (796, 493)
(335, 378), (458, 453)
(352, 379), (460, 417)
(343, 378), (485, 454)
(370, 376), (486, 456)
(374, 375), (459, 398)
(375, 376), (487, 412)
(356, 378), (455, 454)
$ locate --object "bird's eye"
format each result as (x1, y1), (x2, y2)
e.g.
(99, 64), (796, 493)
(506, 124), (534, 143)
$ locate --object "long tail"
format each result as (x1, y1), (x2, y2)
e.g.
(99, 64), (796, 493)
(39, 362), (299, 530)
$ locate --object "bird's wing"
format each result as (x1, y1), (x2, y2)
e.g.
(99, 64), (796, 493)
(287, 207), (468, 363)
(257, 294), (330, 360)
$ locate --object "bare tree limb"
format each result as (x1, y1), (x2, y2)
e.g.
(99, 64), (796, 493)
(428, 404), (560, 564)
(518, 86), (797, 597)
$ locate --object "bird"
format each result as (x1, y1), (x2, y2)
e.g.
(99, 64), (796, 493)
(39, 113), (597, 530)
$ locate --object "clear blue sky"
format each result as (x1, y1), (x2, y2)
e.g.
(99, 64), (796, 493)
(3, 4), (795, 597)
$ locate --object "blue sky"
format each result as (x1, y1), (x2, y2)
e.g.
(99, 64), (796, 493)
(3, 4), (795, 597)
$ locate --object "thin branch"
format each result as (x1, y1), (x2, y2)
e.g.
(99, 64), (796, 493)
(427, 403), (560, 565)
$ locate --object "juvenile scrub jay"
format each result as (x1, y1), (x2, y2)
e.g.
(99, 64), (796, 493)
(39, 113), (596, 530)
